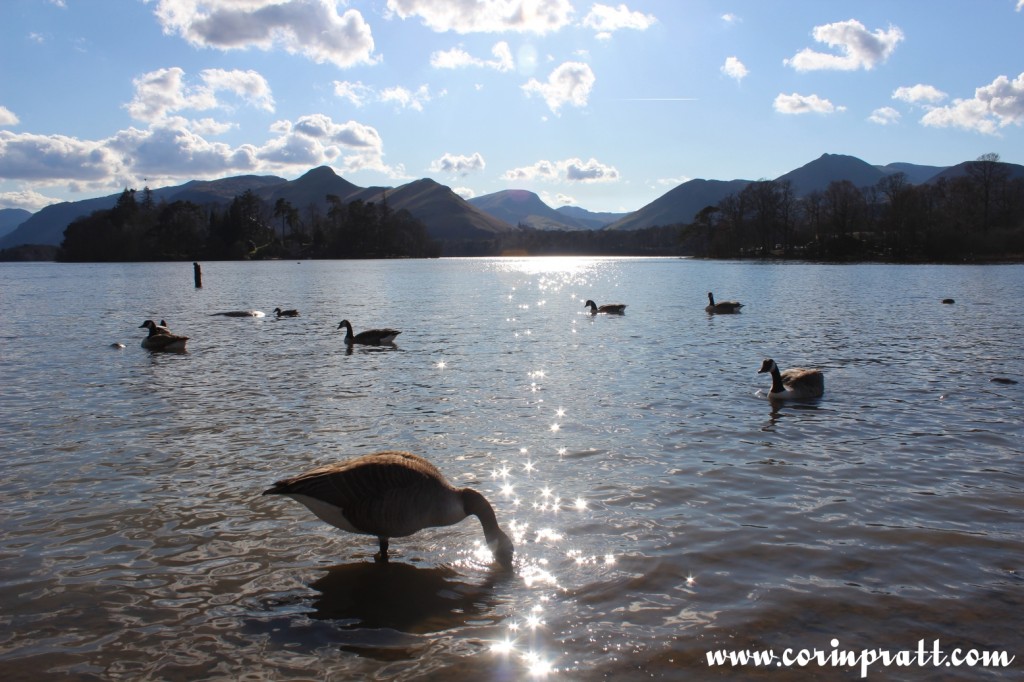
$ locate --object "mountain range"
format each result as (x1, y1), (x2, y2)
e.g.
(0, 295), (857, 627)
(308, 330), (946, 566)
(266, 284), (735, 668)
(3, 153), (1023, 250)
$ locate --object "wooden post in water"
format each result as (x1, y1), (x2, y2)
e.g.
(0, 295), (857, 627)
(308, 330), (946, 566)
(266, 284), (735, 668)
(193, 262), (203, 288)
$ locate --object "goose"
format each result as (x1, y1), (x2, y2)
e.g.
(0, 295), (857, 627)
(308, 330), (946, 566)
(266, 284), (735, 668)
(758, 358), (824, 400)
(263, 450), (514, 567)
(705, 292), (743, 314)
(274, 307), (300, 317)
(584, 299), (627, 315)
(338, 319), (401, 345)
(139, 319), (189, 351)
(942, 298), (955, 305)
(210, 310), (266, 318)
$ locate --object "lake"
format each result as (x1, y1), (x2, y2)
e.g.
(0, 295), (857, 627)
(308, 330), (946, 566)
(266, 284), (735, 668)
(1, 257), (1021, 680)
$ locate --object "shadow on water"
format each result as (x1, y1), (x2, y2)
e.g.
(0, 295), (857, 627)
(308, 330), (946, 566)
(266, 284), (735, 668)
(307, 561), (507, 633)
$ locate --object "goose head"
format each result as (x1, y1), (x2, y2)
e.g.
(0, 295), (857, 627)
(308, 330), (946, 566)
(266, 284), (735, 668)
(758, 358), (778, 375)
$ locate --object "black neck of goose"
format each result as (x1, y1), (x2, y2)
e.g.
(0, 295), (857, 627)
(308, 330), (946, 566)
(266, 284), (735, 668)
(770, 367), (786, 393)
(462, 489), (498, 538)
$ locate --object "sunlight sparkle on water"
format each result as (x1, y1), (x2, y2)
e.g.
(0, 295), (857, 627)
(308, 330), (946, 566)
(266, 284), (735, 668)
(574, 497), (587, 510)
(549, 423), (560, 432)
(555, 407), (566, 418)
(535, 527), (563, 543)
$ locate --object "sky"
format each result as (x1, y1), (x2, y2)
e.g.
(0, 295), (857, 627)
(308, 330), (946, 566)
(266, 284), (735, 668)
(1, 0), (1023, 215)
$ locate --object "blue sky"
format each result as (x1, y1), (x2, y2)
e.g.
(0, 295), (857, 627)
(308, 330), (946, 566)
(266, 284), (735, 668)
(1, 0), (1023, 214)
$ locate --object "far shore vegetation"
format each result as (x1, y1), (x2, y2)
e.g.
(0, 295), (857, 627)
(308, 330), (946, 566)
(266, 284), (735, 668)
(3, 154), (1022, 263)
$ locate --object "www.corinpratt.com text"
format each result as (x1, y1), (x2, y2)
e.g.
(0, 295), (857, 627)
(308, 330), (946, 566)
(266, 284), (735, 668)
(706, 639), (1015, 678)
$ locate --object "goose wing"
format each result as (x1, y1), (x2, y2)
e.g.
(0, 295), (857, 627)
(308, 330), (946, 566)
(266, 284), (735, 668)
(264, 452), (451, 536)
(355, 328), (401, 343)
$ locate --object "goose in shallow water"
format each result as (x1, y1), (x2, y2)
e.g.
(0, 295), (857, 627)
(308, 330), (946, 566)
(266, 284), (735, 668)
(139, 319), (189, 351)
(584, 299), (627, 315)
(338, 319), (401, 345)
(758, 358), (824, 400)
(705, 292), (743, 314)
(263, 450), (514, 567)
(274, 307), (300, 317)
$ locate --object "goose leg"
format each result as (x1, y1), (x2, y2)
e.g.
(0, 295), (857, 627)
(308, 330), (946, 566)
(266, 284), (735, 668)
(375, 536), (389, 563)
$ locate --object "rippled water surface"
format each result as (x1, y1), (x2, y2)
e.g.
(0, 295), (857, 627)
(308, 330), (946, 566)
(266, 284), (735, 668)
(1, 258), (1022, 680)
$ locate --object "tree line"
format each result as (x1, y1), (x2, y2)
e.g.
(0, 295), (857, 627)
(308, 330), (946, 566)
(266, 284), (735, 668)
(685, 153), (1024, 261)
(50, 154), (1024, 262)
(57, 188), (441, 261)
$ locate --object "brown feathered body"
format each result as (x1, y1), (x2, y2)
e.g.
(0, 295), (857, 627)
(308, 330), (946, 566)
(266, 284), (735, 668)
(139, 319), (189, 351)
(584, 299), (627, 314)
(274, 307), (300, 317)
(758, 358), (824, 400)
(263, 451), (513, 566)
(705, 292), (743, 314)
(338, 319), (401, 345)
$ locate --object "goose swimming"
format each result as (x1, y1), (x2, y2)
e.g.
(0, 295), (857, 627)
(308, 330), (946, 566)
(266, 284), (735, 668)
(758, 358), (824, 400)
(584, 299), (627, 315)
(211, 310), (266, 318)
(263, 450), (514, 567)
(139, 319), (189, 351)
(706, 292), (743, 314)
(338, 319), (401, 345)
(274, 307), (300, 317)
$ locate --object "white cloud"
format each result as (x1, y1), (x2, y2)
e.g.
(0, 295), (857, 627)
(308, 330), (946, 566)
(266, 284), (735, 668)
(721, 13), (740, 24)
(430, 42), (514, 72)
(451, 186), (476, 200)
(333, 81), (435, 111)
(564, 157), (619, 181)
(582, 4), (657, 39)
(126, 67), (274, 123)
(921, 72), (1024, 134)
(502, 157), (618, 183)
(773, 92), (845, 115)
(721, 57), (748, 82)
(379, 85), (433, 111)
(153, 0), (378, 68)
(200, 69), (275, 111)
(430, 152), (485, 175)
(785, 19), (903, 72)
(386, 0), (574, 34)
(868, 107), (900, 125)
(0, 112), (404, 195)
(522, 61), (595, 113)
(0, 131), (121, 182)
(1018, 0), (1023, 11)
(0, 188), (61, 212)
(334, 81), (374, 107)
(0, 106), (19, 127)
(892, 84), (947, 104)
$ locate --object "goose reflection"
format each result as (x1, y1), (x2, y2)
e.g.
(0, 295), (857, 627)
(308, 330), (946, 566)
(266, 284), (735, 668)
(307, 561), (506, 633)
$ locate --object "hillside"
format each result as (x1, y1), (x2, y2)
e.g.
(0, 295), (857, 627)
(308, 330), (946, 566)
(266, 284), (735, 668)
(775, 153), (886, 195)
(0, 208), (31, 239)
(2, 153), (1019, 251)
(367, 179), (514, 240)
(604, 179), (751, 231)
(469, 190), (589, 231)
(556, 205), (626, 229)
